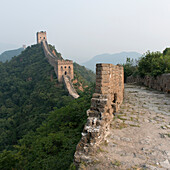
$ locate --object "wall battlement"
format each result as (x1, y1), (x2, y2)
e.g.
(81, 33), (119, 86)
(74, 63), (124, 166)
(57, 60), (73, 64)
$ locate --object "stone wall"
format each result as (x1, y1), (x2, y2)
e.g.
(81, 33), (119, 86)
(127, 74), (170, 93)
(63, 75), (79, 99)
(41, 39), (79, 98)
(41, 40), (57, 67)
(41, 40), (74, 82)
(74, 63), (124, 166)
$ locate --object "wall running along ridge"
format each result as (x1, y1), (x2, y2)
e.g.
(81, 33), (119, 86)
(41, 39), (79, 98)
(74, 63), (124, 166)
(127, 74), (170, 93)
(63, 75), (80, 99)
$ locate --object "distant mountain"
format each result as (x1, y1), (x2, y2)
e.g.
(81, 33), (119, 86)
(82, 52), (142, 71)
(0, 47), (24, 62)
(0, 43), (18, 54)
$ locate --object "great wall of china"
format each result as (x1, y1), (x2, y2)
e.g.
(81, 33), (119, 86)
(37, 31), (125, 167)
(37, 32), (170, 170)
(37, 31), (169, 169)
(37, 31), (79, 99)
(74, 63), (124, 167)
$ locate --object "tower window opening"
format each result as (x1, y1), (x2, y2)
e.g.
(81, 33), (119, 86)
(113, 93), (117, 103)
(65, 71), (67, 75)
(65, 66), (67, 68)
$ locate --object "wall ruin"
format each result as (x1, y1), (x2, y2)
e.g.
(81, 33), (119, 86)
(74, 63), (124, 166)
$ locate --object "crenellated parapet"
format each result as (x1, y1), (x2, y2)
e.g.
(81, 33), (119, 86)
(74, 63), (124, 166)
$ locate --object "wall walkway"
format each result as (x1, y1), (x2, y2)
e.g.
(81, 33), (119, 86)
(63, 75), (79, 99)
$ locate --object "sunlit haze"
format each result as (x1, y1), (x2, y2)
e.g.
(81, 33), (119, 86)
(0, 0), (170, 63)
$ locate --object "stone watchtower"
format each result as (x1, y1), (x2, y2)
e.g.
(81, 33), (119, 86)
(37, 31), (47, 44)
(56, 60), (74, 82)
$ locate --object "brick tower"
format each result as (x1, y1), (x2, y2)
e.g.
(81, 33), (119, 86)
(37, 31), (47, 44)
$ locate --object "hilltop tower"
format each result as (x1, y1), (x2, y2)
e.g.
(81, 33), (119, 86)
(37, 31), (47, 44)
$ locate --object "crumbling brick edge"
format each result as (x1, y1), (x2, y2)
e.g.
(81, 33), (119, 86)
(74, 63), (124, 168)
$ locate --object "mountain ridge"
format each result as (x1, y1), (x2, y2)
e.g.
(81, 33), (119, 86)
(82, 51), (142, 71)
(0, 43), (18, 54)
(0, 47), (24, 62)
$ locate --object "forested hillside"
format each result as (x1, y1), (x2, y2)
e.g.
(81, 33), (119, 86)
(0, 44), (95, 169)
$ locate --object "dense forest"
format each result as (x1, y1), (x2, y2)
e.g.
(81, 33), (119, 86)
(2, 43), (169, 169)
(0, 44), (95, 169)
(123, 48), (170, 82)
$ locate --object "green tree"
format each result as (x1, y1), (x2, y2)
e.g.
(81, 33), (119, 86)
(123, 58), (138, 82)
(138, 51), (169, 77)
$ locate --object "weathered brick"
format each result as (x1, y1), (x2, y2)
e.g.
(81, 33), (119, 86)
(74, 63), (124, 166)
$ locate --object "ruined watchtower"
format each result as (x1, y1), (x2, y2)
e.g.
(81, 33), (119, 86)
(37, 31), (47, 44)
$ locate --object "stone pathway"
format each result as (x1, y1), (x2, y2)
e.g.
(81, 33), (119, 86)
(82, 84), (170, 170)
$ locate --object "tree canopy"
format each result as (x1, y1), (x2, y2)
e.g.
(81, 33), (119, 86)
(123, 48), (170, 81)
(0, 44), (95, 169)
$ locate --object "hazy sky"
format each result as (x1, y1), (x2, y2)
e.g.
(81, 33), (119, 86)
(0, 0), (170, 63)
